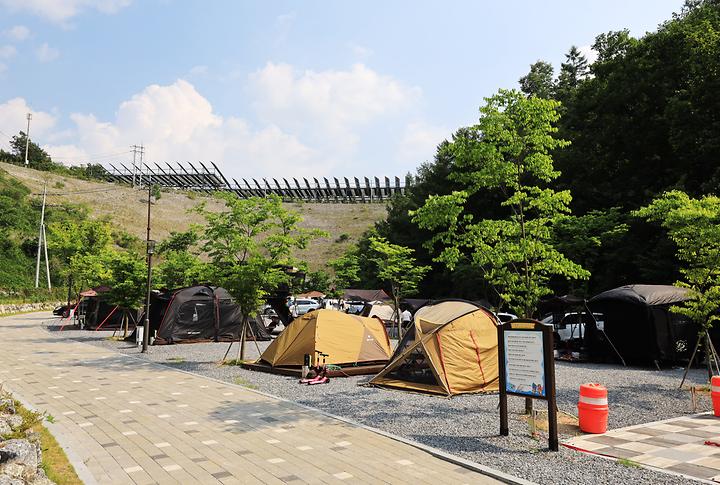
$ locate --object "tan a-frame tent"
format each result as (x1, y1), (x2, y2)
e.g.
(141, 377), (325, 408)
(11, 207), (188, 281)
(369, 300), (499, 396)
(257, 309), (392, 373)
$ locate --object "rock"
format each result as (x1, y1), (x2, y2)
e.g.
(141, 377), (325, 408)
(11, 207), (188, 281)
(0, 464), (24, 479)
(0, 420), (10, 436)
(0, 473), (24, 485)
(1, 416), (22, 431)
(0, 439), (39, 482)
(28, 468), (52, 485)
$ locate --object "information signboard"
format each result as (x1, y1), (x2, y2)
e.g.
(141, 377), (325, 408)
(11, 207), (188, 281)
(498, 319), (558, 451)
(504, 330), (545, 397)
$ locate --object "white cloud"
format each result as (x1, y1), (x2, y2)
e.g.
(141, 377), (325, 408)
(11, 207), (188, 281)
(578, 44), (599, 65)
(188, 65), (208, 76)
(36, 79), (317, 176)
(397, 121), (449, 165)
(4, 62), (427, 178)
(348, 43), (373, 59)
(0, 45), (16, 59)
(0, 98), (57, 142)
(250, 62), (421, 161)
(4, 25), (30, 41)
(0, 0), (131, 23)
(36, 42), (59, 62)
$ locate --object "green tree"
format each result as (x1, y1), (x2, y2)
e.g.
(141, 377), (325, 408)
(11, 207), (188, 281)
(47, 218), (114, 306)
(556, 46), (589, 102)
(103, 250), (147, 338)
(156, 228), (200, 254)
(0, 132), (54, 170)
(412, 89), (589, 317)
(635, 191), (720, 375)
(519, 60), (555, 99)
(154, 251), (206, 289)
(368, 236), (429, 339)
(301, 270), (332, 294)
(197, 193), (325, 360)
(327, 248), (361, 297)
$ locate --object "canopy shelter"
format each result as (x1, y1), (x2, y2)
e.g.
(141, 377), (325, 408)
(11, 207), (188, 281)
(343, 289), (391, 302)
(128, 286), (270, 345)
(80, 286), (138, 330)
(588, 284), (693, 365)
(255, 309), (391, 375)
(369, 300), (499, 396)
(360, 301), (396, 323)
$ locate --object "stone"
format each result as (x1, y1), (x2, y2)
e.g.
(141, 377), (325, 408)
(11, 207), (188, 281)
(0, 439), (39, 470)
(1, 416), (22, 431)
(0, 420), (10, 437)
(0, 401), (14, 415)
(0, 473), (23, 485)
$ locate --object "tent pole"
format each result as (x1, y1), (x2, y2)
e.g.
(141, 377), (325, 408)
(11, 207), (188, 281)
(680, 336), (702, 389)
(221, 340), (233, 363)
(246, 316), (262, 358)
(707, 331), (720, 375)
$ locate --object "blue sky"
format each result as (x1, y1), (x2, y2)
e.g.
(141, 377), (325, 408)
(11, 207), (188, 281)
(0, 0), (683, 179)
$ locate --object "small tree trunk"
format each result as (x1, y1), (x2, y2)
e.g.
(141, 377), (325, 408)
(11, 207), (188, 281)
(525, 397), (533, 414)
(122, 310), (129, 339)
(237, 316), (248, 362)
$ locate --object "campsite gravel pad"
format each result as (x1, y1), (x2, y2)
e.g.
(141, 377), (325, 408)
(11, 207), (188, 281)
(57, 323), (714, 485)
(567, 412), (720, 482)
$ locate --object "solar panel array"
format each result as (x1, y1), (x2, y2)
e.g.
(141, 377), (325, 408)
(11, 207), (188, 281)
(105, 162), (407, 202)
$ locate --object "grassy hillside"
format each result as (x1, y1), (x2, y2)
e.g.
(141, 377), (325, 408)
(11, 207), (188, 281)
(0, 162), (386, 271)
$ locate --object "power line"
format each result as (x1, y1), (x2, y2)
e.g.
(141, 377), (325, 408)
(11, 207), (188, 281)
(50, 149), (132, 160)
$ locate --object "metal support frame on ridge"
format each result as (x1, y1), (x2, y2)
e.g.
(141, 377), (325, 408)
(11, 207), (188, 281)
(105, 162), (407, 203)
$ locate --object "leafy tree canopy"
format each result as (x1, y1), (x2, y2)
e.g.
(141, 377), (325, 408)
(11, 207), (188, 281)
(412, 89), (588, 316)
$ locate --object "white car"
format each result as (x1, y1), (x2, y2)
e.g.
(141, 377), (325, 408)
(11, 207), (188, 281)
(289, 298), (320, 317)
(541, 312), (605, 342)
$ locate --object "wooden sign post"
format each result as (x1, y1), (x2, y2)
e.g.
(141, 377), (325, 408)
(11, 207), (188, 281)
(498, 319), (558, 451)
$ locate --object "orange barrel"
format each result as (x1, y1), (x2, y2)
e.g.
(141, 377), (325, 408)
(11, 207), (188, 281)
(578, 383), (608, 434)
(712, 376), (720, 417)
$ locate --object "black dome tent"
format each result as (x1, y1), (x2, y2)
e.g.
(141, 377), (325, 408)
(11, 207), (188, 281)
(588, 284), (694, 365)
(129, 286), (270, 344)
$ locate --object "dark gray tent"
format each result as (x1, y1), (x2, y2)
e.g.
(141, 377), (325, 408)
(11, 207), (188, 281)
(130, 286), (271, 345)
(588, 284), (694, 365)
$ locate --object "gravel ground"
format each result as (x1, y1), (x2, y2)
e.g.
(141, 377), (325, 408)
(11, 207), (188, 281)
(47, 322), (712, 485)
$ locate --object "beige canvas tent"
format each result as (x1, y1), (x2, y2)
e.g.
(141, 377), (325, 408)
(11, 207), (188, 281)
(258, 309), (392, 370)
(369, 300), (499, 396)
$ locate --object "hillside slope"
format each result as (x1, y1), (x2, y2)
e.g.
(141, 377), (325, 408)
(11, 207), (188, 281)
(0, 162), (386, 271)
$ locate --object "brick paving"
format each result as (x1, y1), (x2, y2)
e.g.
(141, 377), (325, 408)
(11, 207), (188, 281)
(0, 312), (506, 485)
(566, 412), (720, 483)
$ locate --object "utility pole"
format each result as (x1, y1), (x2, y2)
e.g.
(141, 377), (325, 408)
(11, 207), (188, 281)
(24, 113), (32, 166)
(131, 145), (138, 188)
(34, 182), (51, 289)
(142, 165), (153, 353)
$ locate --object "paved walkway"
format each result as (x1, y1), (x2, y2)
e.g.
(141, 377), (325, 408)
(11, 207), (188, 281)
(0, 312), (507, 485)
(566, 412), (720, 483)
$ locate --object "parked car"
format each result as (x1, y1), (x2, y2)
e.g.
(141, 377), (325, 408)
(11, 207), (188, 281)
(495, 312), (518, 323)
(541, 312), (605, 343)
(53, 305), (71, 317)
(289, 298), (320, 317)
(344, 300), (366, 315)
